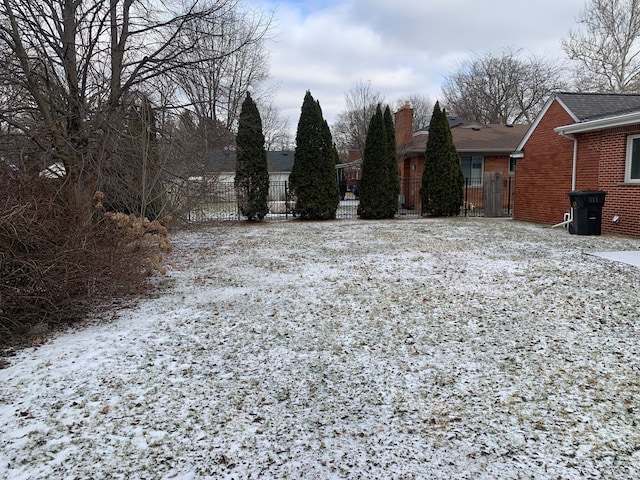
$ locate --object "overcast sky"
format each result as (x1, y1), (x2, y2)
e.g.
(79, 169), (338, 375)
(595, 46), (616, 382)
(246, 0), (587, 132)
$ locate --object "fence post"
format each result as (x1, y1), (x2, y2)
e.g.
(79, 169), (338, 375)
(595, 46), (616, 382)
(285, 181), (289, 219)
(464, 177), (469, 217)
(506, 176), (512, 216)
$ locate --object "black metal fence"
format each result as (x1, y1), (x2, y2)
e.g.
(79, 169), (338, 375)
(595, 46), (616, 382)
(183, 177), (514, 222)
(462, 176), (515, 217)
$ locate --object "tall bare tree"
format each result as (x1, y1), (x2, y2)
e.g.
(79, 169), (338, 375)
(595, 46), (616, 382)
(257, 100), (292, 150)
(442, 48), (567, 124)
(0, 0), (271, 217)
(562, 0), (640, 92)
(175, 6), (271, 142)
(333, 80), (386, 158)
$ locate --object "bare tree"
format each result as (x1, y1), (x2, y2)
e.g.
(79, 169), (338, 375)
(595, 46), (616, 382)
(333, 80), (386, 158)
(175, 6), (271, 142)
(562, 0), (640, 92)
(395, 93), (433, 131)
(0, 0), (271, 217)
(257, 100), (292, 150)
(442, 48), (567, 124)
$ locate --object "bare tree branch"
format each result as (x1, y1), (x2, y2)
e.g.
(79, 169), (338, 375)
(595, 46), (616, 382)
(442, 48), (567, 124)
(0, 0), (273, 218)
(333, 80), (386, 158)
(562, 0), (640, 92)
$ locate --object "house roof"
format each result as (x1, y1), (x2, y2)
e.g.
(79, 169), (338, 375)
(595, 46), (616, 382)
(206, 150), (295, 172)
(402, 123), (529, 155)
(517, 92), (640, 150)
(414, 116), (467, 134)
(555, 92), (640, 122)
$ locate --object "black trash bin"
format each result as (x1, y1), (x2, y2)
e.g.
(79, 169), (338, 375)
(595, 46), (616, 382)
(568, 190), (607, 235)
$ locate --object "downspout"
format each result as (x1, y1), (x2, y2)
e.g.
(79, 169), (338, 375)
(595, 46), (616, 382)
(552, 131), (577, 228)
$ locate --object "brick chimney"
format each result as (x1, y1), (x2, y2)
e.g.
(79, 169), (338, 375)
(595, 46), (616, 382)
(348, 149), (361, 162)
(394, 103), (413, 147)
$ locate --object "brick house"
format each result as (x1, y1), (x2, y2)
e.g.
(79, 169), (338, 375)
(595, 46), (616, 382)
(512, 92), (640, 237)
(394, 104), (529, 210)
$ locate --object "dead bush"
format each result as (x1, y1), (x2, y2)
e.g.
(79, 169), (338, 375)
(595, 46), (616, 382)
(0, 166), (172, 350)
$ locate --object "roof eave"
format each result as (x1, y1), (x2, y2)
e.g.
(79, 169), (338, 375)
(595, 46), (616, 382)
(456, 148), (519, 154)
(515, 93), (573, 151)
(555, 111), (640, 135)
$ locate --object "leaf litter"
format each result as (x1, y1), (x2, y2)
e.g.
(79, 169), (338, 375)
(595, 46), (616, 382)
(1, 218), (640, 479)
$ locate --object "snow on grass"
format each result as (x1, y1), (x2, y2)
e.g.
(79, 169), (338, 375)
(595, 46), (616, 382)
(2, 218), (640, 479)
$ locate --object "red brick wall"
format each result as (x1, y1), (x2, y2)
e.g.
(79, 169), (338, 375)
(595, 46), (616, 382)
(516, 100), (640, 237)
(578, 126), (640, 237)
(514, 101), (576, 224)
(395, 105), (414, 147)
(484, 155), (512, 176)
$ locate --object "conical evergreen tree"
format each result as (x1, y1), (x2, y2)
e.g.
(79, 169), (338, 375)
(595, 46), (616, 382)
(420, 102), (464, 216)
(289, 91), (340, 220)
(383, 105), (400, 217)
(358, 104), (394, 219)
(235, 92), (269, 221)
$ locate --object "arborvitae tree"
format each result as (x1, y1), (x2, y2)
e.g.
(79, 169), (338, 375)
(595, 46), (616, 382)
(383, 105), (400, 217)
(323, 119), (341, 167)
(421, 102), (464, 216)
(289, 91), (340, 220)
(235, 92), (269, 221)
(358, 104), (395, 219)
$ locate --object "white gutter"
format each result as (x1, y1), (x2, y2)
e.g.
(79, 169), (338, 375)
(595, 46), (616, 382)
(552, 131), (578, 228)
(555, 110), (640, 135)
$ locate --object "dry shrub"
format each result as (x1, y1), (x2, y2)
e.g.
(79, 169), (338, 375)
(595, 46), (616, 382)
(0, 165), (172, 350)
(103, 210), (172, 276)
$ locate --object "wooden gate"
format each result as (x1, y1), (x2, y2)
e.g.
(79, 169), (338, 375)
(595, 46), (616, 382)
(483, 171), (504, 217)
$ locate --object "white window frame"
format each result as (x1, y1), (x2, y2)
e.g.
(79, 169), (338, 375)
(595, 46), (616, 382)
(625, 134), (640, 183)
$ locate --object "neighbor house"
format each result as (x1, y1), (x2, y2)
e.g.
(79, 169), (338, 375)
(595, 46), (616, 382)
(203, 149), (294, 199)
(512, 92), (640, 237)
(394, 104), (529, 211)
(205, 149), (295, 184)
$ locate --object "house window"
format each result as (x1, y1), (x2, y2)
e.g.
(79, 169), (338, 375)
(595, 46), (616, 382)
(460, 156), (483, 183)
(626, 135), (640, 183)
(509, 157), (516, 173)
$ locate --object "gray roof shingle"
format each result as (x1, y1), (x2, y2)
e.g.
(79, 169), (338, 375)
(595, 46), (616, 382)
(556, 92), (640, 121)
(403, 123), (529, 154)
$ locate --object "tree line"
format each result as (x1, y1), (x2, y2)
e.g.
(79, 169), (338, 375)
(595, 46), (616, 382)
(238, 91), (462, 221)
(2, 0), (638, 221)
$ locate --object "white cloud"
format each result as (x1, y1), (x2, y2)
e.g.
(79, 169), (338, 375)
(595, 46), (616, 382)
(251, 0), (585, 137)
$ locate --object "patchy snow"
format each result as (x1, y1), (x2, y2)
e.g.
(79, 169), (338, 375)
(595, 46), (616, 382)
(2, 218), (640, 479)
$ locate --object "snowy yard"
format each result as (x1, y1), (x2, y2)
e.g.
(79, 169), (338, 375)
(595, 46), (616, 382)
(2, 217), (640, 479)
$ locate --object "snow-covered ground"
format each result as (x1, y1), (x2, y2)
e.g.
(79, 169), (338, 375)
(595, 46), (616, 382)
(2, 218), (640, 479)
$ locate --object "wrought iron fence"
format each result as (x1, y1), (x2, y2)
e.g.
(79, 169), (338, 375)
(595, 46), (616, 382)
(182, 177), (514, 222)
(462, 176), (515, 217)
